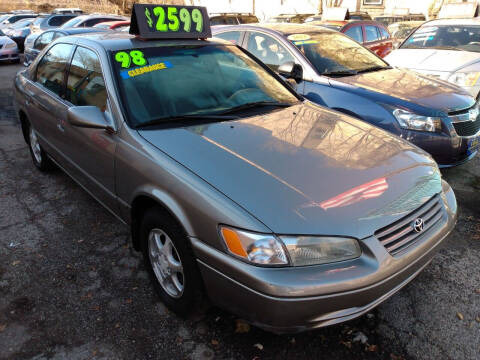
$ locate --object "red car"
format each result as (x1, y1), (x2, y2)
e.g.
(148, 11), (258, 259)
(311, 20), (393, 58)
(93, 20), (130, 30)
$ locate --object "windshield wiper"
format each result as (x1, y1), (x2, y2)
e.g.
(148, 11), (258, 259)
(135, 114), (239, 129)
(357, 65), (392, 74)
(322, 70), (358, 77)
(217, 101), (296, 115)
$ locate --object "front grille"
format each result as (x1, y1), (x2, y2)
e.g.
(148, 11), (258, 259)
(375, 194), (444, 256)
(452, 117), (480, 136)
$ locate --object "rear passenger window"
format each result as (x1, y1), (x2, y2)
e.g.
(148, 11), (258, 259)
(365, 25), (380, 42)
(344, 26), (363, 43)
(215, 31), (242, 45)
(36, 43), (73, 96)
(66, 46), (107, 111)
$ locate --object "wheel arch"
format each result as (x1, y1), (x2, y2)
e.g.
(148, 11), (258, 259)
(130, 188), (194, 251)
(18, 109), (29, 144)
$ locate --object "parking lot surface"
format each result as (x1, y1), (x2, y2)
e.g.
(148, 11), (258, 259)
(0, 62), (479, 360)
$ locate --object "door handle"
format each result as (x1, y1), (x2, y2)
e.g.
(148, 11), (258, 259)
(57, 122), (65, 132)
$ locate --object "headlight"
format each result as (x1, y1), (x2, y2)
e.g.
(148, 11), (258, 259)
(448, 72), (480, 87)
(219, 226), (362, 266)
(392, 109), (441, 132)
(3, 42), (17, 49)
(220, 226), (288, 265)
(281, 236), (361, 266)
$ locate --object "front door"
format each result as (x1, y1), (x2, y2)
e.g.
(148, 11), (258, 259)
(58, 45), (118, 211)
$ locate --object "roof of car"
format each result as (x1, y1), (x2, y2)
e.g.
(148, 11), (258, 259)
(57, 32), (229, 51)
(420, 18), (480, 26)
(213, 23), (335, 36)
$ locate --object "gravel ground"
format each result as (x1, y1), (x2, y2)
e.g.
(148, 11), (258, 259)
(0, 62), (479, 360)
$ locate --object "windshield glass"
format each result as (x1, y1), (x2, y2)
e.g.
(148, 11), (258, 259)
(112, 44), (298, 127)
(60, 16), (84, 28)
(401, 25), (480, 52)
(11, 18), (32, 28)
(289, 32), (388, 75)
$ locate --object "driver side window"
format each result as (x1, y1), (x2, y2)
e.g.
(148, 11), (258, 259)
(246, 31), (294, 71)
(66, 46), (107, 112)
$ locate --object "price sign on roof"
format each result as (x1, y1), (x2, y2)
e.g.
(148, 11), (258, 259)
(130, 4), (212, 39)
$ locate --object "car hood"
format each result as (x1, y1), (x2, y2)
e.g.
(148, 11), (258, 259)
(331, 68), (473, 113)
(139, 102), (442, 238)
(385, 48), (480, 73)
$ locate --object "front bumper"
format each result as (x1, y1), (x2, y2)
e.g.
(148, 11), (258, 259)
(191, 183), (457, 333)
(400, 127), (479, 167)
(0, 47), (19, 62)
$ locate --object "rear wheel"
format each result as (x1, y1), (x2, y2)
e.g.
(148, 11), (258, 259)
(140, 206), (206, 315)
(27, 123), (53, 171)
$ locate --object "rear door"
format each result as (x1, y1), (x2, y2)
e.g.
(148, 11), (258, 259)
(24, 43), (74, 158)
(364, 24), (383, 56)
(377, 26), (393, 57)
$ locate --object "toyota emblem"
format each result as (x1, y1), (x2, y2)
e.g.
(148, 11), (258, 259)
(412, 218), (424, 233)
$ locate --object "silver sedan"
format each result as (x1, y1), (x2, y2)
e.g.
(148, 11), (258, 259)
(14, 32), (457, 333)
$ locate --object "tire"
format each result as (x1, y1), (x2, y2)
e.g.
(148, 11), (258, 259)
(26, 121), (53, 172)
(140, 206), (206, 316)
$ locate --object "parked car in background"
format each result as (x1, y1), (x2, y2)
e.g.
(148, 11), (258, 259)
(60, 14), (128, 29)
(385, 18), (480, 98)
(0, 13), (37, 29)
(213, 23), (479, 166)
(310, 19), (393, 57)
(0, 30), (20, 63)
(23, 27), (109, 66)
(52, 8), (83, 14)
(388, 21), (424, 48)
(268, 14), (314, 23)
(4, 18), (35, 51)
(209, 13), (258, 25)
(29, 13), (79, 35)
(375, 14), (426, 27)
(349, 11), (372, 20)
(304, 14), (322, 23)
(93, 20), (130, 30)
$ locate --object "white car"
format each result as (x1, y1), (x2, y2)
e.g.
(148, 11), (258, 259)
(385, 18), (480, 98)
(0, 31), (19, 63)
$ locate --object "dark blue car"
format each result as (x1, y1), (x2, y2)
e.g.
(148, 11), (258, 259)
(213, 23), (480, 167)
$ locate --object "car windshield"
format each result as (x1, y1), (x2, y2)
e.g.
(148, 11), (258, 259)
(60, 16), (84, 28)
(289, 32), (388, 76)
(112, 44), (299, 127)
(11, 18), (32, 28)
(401, 24), (480, 52)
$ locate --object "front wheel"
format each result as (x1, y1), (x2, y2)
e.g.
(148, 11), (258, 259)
(140, 207), (206, 316)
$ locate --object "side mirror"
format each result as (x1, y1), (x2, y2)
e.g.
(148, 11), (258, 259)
(67, 106), (113, 131)
(278, 61), (303, 83)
